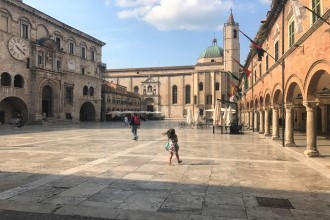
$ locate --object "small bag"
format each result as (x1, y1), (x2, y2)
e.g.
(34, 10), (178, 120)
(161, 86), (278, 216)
(164, 141), (170, 151)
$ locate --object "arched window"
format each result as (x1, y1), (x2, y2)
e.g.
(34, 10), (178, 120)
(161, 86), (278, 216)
(134, 86), (139, 94)
(1, 72), (11, 86)
(89, 87), (94, 96)
(215, 82), (220, 91)
(14, 74), (24, 88)
(199, 82), (203, 91)
(172, 85), (177, 104)
(185, 85), (191, 104)
(233, 29), (237, 38)
(83, 86), (88, 95)
(147, 85), (152, 91)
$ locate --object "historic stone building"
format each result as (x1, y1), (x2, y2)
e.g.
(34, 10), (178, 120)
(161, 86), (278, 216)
(0, 0), (105, 124)
(101, 81), (141, 121)
(239, 0), (330, 157)
(104, 12), (240, 119)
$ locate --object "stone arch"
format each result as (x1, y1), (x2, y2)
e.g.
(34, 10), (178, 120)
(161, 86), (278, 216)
(80, 102), (96, 122)
(264, 90), (272, 108)
(36, 24), (49, 40)
(271, 83), (283, 106)
(38, 79), (60, 118)
(14, 74), (24, 88)
(285, 75), (304, 103)
(0, 96), (28, 124)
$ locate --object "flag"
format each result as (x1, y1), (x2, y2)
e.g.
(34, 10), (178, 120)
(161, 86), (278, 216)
(239, 30), (265, 61)
(231, 57), (251, 78)
(228, 71), (240, 81)
(291, 0), (306, 33)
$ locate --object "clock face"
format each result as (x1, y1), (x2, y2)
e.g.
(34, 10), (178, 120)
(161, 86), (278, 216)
(8, 36), (29, 60)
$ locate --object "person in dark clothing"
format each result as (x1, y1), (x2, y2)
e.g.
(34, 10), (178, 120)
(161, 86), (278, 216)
(129, 113), (140, 140)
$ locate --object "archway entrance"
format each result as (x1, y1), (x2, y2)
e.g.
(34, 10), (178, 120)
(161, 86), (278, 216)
(42, 86), (53, 118)
(0, 97), (28, 124)
(80, 102), (96, 122)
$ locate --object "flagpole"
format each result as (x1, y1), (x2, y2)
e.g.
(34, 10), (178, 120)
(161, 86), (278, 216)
(304, 6), (330, 26)
(281, 2), (285, 147)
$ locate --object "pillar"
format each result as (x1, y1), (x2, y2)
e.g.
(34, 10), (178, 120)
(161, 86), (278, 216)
(303, 101), (321, 157)
(259, 108), (264, 134)
(254, 110), (258, 132)
(285, 104), (296, 147)
(250, 110), (253, 130)
(271, 106), (280, 140)
(264, 107), (271, 136)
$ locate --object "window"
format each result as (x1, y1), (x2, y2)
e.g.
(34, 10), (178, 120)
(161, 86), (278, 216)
(65, 85), (73, 104)
(81, 46), (86, 59)
(56, 58), (61, 71)
(206, 95), (212, 105)
(215, 82), (220, 90)
(83, 86), (88, 95)
(289, 20), (295, 47)
(37, 52), (43, 66)
(274, 41), (279, 61)
(69, 41), (75, 54)
(81, 67), (85, 75)
(1, 72), (11, 86)
(20, 20), (29, 39)
(89, 87), (94, 96)
(185, 85), (191, 104)
(14, 75), (23, 88)
(266, 55), (269, 71)
(312, 0), (321, 24)
(172, 85), (177, 104)
(0, 12), (9, 32)
(55, 36), (61, 50)
(254, 70), (257, 84)
(199, 82), (203, 91)
(134, 86), (139, 94)
(259, 63), (262, 77)
(91, 50), (95, 61)
(233, 29), (237, 38)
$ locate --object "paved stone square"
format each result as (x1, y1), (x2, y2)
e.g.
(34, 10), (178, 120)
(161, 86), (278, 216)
(0, 120), (329, 220)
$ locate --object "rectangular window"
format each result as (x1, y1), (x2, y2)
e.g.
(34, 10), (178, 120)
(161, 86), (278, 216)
(0, 14), (8, 32)
(91, 51), (95, 61)
(21, 22), (29, 39)
(57, 59), (61, 71)
(65, 85), (73, 104)
(259, 63), (262, 77)
(81, 67), (85, 75)
(289, 20), (295, 47)
(38, 54), (43, 66)
(274, 41), (279, 61)
(55, 37), (61, 50)
(81, 47), (86, 59)
(312, 0), (321, 24)
(69, 42), (74, 54)
(266, 55), (269, 71)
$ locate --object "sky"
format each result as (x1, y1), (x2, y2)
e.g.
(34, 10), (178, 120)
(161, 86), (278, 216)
(23, 0), (272, 69)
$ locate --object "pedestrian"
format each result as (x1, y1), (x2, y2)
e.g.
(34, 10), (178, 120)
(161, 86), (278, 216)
(129, 113), (140, 140)
(163, 128), (182, 165)
(124, 115), (128, 126)
(42, 112), (48, 121)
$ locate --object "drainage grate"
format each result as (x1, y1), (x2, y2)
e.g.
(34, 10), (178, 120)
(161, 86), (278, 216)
(256, 197), (294, 209)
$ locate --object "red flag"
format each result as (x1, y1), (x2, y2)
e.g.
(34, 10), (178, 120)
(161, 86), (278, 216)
(239, 30), (265, 61)
(231, 57), (251, 78)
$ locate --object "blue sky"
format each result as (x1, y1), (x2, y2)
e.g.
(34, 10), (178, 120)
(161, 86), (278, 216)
(23, 0), (271, 69)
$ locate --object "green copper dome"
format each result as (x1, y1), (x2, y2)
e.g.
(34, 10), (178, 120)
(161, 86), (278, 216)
(199, 38), (224, 58)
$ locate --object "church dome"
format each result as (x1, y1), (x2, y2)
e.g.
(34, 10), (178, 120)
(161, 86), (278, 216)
(199, 38), (224, 58)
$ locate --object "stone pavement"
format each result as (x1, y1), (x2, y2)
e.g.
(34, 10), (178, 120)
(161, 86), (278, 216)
(0, 120), (329, 220)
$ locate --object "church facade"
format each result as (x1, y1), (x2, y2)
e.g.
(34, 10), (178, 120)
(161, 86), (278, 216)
(0, 0), (105, 124)
(104, 13), (240, 119)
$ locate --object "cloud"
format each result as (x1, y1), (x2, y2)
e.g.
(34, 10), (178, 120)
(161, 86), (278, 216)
(115, 0), (233, 31)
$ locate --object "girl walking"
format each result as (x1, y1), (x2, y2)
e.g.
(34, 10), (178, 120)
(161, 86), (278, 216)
(164, 128), (182, 165)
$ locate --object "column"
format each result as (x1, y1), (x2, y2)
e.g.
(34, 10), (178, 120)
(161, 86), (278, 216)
(259, 108), (264, 134)
(264, 107), (271, 136)
(271, 106), (280, 140)
(285, 104), (296, 147)
(303, 101), (321, 157)
(254, 110), (258, 132)
(250, 110), (253, 130)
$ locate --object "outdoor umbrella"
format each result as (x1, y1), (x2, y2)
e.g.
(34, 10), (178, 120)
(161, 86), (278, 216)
(194, 107), (200, 124)
(213, 100), (222, 126)
(223, 107), (228, 125)
(186, 108), (193, 126)
(226, 106), (233, 126)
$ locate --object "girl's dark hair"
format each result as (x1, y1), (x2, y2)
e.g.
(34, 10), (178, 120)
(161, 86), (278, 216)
(167, 128), (175, 139)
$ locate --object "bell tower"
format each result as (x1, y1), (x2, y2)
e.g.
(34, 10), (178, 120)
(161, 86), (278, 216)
(223, 10), (240, 76)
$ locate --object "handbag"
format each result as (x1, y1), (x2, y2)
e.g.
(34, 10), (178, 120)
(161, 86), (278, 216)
(164, 141), (170, 151)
